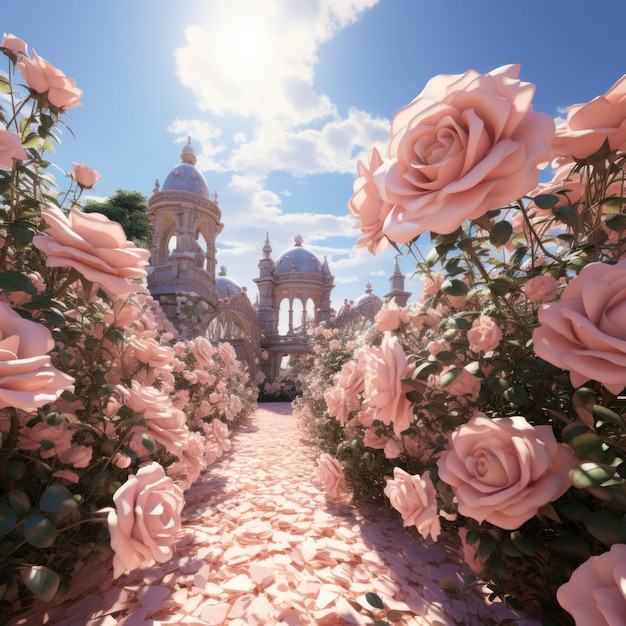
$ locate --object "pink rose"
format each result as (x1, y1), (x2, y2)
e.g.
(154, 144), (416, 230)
(437, 412), (574, 529)
(315, 453), (346, 498)
(17, 51), (82, 110)
(557, 543), (626, 625)
(0, 300), (74, 410)
(533, 259), (626, 394)
(553, 74), (626, 159)
(208, 419), (230, 455)
(337, 358), (364, 408)
(129, 336), (175, 372)
(373, 65), (554, 242)
(106, 462), (184, 578)
(362, 332), (415, 435)
(33, 207), (151, 298)
(467, 315), (502, 353)
(522, 275), (559, 303)
(383, 438), (402, 459)
(71, 162), (101, 189)
(189, 336), (216, 368)
(324, 385), (351, 426)
(1, 33), (27, 58)
(17, 421), (73, 458)
(383, 468), (441, 541)
(0, 127), (27, 167)
(348, 146), (393, 254)
(374, 298), (408, 332)
(58, 444), (93, 468)
(363, 427), (390, 449)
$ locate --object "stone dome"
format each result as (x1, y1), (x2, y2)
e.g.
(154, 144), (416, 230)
(274, 235), (323, 276)
(161, 138), (210, 199)
(216, 266), (242, 299)
(353, 282), (383, 309)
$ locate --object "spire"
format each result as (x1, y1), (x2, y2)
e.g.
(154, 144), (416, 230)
(263, 232), (272, 258)
(181, 136), (197, 166)
(385, 254), (411, 307)
(365, 281), (373, 294)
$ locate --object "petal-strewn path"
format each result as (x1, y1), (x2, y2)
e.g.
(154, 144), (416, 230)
(14, 403), (538, 626)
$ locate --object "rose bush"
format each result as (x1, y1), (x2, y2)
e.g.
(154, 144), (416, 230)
(0, 33), (258, 618)
(295, 65), (626, 622)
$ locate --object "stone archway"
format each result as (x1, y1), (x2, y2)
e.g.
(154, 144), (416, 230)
(205, 292), (261, 378)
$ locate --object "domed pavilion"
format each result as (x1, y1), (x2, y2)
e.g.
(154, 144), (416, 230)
(146, 139), (411, 381)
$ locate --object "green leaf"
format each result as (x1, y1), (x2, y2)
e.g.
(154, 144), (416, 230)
(592, 404), (625, 427)
(0, 500), (18, 536)
(40, 484), (76, 515)
(441, 279), (469, 296)
(0, 76), (11, 94)
(465, 529), (481, 545)
(0, 270), (36, 294)
(439, 367), (461, 388)
(5, 458), (27, 480)
(8, 223), (34, 246)
(414, 361), (440, 380)
(584, 510), (626, 546)
(8, 490), (31, 518)
(568, 431), (605, 461)
(20, 565), (60, 602)
(509, 531), (541, 556)
(24, 515), (58, 548)
(476, 538), (497, 560)
(570, 462), (617, 489)
(503, 386), (530, 407)
(489, 220), (513, 247)
(433, 350), (456, 362)
(142, 433), (157, 452)
(604, 213), (626, 232)
(531, 193), (560, 209)
(365, 591), (385, 610)
(549, 535), (591, 562)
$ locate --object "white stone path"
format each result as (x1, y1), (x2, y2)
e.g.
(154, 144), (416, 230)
(13, 403), (539, 626)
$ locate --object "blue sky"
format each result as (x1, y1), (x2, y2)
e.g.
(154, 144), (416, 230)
(3, 0), (626, 311)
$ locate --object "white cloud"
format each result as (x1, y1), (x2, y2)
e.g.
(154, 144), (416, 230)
(169, 0), (398, 310)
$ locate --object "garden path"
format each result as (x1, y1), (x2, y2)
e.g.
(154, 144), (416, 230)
(13, 403), (539, 626)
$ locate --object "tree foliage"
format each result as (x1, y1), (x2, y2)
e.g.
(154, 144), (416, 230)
(84, 189), (153, 249)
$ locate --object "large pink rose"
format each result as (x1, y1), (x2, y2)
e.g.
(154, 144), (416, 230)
(0, 127), (27, 168)
(17, 51), (82, 110)
(348, 146), (393, 254)
(0, 300), (74, 410)
(383, 468), (440, 541)
(362, 332), (415, 435)
(552, 74), (626, 160)
(437, 413), (574, 529)
(533, 259), (626, 394)
(557, 543), (626, 625)
(33, 207), (150, 298)
(373, 64), (554, 242)
(315, 453), (346, 498)
(106, 462), (184, 578)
